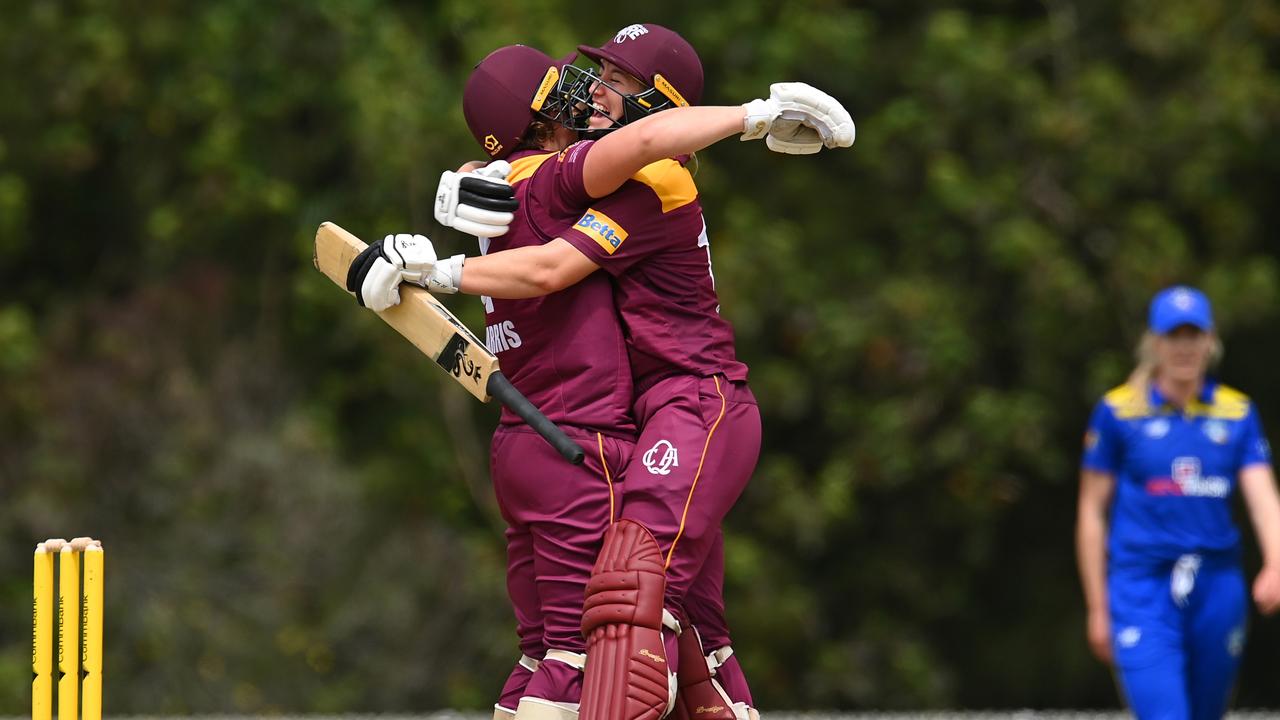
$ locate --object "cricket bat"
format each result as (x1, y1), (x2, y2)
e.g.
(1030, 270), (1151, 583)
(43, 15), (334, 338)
(314, 221), (585, 465)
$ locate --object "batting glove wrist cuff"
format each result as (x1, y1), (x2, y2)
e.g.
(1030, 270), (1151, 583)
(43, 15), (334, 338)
(740, 98), (778, 141)
(422, 254), (464, 294)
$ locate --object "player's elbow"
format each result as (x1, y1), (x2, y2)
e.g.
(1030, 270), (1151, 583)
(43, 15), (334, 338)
(526, 240), (594, 294)
(630, 121), (664, 163)
(525, 261), (574, 295)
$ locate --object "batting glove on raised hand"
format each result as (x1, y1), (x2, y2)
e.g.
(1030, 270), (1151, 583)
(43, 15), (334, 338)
(741, 83), (856, 153)
(346, 233), (461, 311)
(434, 160), (518, 238)
(760, 118), (824, 155)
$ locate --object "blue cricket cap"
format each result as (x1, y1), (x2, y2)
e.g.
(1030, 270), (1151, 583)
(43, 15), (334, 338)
(1149, 286), (1213, 333)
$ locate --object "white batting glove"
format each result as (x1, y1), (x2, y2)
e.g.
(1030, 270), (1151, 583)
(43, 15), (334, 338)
(358, 255), (404, 312)
(346, 233), (439, 311)
(434, 160), (517, 238)
(381, 233), (438, 285)
(763, 119), (823, 155)
(741, 83), (856, 151)
(384, 234), (465, 295)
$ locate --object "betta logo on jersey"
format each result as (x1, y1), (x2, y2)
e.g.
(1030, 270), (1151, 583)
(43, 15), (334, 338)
(1145, 456), (1230, 498)
(576, 209), (629, 254)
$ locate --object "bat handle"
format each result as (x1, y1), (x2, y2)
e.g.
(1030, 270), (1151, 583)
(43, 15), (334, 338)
(487, 372), (586, 465)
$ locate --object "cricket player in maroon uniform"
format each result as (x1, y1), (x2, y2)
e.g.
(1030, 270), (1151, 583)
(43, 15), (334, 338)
(354, 45), (641, 720)
(351, 28), (854, 720)
(478, 52), (641, 720)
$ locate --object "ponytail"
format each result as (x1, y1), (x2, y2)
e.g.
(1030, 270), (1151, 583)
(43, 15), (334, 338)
(1126, 331), (1159, 414)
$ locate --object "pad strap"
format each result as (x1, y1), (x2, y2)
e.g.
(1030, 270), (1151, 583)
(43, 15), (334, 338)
(516, 697), (579, 720)
(707, 646), (734, 672)
(672, 627), (735, 720)
(543, 649), (586, 671)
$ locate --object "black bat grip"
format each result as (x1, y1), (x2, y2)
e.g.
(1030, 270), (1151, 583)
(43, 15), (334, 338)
(487, 372), (585, 465)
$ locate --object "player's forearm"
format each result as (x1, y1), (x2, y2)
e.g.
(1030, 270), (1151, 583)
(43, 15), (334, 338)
(458, 239), (597, 299)
(1241, 465), (1280, 568)
(1076, 510), (1109, 613)
(1076, 471), (1114, 613)
(459, 246), (560, 299)
(584, 106), (745, 198)
(612, 105), (744, 162)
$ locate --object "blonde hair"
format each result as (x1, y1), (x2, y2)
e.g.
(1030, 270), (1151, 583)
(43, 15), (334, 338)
(1126, 330), (1224, 411)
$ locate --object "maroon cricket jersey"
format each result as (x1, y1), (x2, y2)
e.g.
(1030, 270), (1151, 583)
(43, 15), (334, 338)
(480, 148), (635, 435)
(554, 140), (749, 390)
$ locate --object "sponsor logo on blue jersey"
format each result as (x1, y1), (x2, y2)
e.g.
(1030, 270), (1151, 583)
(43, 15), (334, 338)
(1145, 456), (1230, 498)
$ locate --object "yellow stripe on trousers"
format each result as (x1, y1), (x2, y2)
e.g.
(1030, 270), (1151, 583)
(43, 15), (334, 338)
(665, 375), (728, 570)
(597, 432), (617, 525)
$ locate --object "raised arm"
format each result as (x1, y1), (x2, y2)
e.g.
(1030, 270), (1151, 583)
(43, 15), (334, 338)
(581, 106), (746, 198)
(347, 84), (855, 310)
(581, 83), (855, 198)
(1077, 469), (1115, 663)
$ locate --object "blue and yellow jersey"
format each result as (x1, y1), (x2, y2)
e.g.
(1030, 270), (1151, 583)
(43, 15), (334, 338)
(1082, 380), (1272, 568)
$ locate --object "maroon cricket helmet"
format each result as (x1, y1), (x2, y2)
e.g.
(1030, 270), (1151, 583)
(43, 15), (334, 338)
(462, 44), (578, 159)
(577, 24), (704, 107)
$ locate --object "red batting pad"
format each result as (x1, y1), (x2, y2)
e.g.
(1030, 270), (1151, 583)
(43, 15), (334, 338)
(580, 520), (670, 720)
(672, 626), (735, 720)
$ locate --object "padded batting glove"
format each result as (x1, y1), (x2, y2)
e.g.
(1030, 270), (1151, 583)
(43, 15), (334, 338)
(346, 233), (443, 311)
(761, 119), (824, 155)
(741, 83), (856, 153)
(434, 160), (518, 238)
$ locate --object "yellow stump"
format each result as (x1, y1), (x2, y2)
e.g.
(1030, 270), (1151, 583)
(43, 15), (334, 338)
(33, 537), (103, 720)
(33, 543), (54, 720)
(81, 543), (104, 720)
(58, 544), (81, 720)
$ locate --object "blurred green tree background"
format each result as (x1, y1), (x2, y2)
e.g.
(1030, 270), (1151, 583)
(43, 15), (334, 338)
(2, 0), (1279, 714)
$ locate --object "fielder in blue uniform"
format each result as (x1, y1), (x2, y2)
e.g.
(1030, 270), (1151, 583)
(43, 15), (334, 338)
(1076, 286), (1280, 720)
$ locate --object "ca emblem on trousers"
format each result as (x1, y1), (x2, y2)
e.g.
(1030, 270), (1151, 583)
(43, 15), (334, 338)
(644, 439), (679, 475)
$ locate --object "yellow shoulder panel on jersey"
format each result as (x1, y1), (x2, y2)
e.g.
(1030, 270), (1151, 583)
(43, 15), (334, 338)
(507, 152), (557, 185)
(1103, 384), (1149, 420)
(1202, 384), (1251, 420)
(630, 159), (698, 213)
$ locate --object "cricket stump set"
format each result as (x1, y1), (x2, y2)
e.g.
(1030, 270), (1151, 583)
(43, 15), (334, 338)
(33, 537), (104, 720)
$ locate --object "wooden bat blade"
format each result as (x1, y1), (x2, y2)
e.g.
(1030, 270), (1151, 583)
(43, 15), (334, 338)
(314, 221), (499, 402)
(314, 221), (585, 465)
